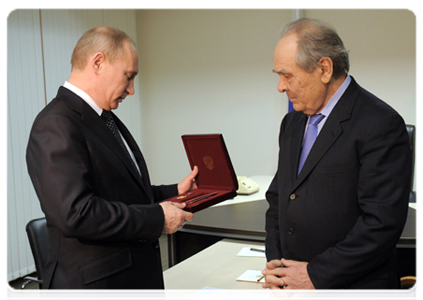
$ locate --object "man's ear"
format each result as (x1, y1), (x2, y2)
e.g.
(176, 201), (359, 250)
(92, 52), (106, 74)
(319, 57), (333, 84)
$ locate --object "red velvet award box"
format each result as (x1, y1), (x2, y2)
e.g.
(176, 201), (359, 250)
(166, 134), (238, 213)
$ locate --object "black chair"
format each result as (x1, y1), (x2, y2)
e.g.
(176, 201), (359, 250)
(21, 217), (48, 289)
(405, 125), (420, 202)
(401, 276), (420, 300)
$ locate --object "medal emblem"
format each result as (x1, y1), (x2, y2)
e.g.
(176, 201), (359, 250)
(203, 155), (214, 170)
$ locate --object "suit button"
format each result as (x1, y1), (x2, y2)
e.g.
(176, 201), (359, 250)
(288, 228), (295, 235)
(290, 194), (296, 200)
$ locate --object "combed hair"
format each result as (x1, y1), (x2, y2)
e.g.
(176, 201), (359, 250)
(71, 26), (136, 71)
(281, 18), (349, 78)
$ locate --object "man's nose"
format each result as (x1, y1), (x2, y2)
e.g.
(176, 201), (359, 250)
(126, 80), (135, 96)
(278, 77), (287, 93)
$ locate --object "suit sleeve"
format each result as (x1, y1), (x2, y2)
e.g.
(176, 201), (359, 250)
(265, 174), (282, 261)
(307, 112), (412, 288)
(26, 113), (165, 242)
(265, 117), (287, 261)
(151, 184), (178, 203)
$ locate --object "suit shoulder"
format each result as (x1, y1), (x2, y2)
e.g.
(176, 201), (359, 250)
(30, 96), (83, 137)
(354, 85), (400, 118)
(346, 86), (408, 142)
(33, 88), (83, 122)
(280, 110), (304, 129)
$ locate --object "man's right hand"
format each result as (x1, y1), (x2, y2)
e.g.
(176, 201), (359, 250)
(159, 202), (194, 234)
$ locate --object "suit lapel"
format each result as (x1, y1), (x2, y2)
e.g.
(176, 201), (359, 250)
(114, 116), (155, 201)
(59, 88), (151, 198)
(289, 114), (307, 185)
(292, 77), (360, 190)
(294, 114), (343, 190)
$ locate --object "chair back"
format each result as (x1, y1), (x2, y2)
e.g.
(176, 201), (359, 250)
(401, 276), (420, 300)
(405, 124), (420, 202)
(25, 217), (49, 284)
(406, 124), (415, 190)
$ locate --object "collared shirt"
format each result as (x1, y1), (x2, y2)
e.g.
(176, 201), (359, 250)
(62, 81), (141, 174)
(63, 81), (103, 116)
(303, 75), (351, 138)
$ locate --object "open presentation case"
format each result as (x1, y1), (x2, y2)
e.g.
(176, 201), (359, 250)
(165, 134), (238, 213)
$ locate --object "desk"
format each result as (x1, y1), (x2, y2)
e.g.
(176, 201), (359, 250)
(164, 239), (266, 289)
(399, 204), (416, 246)
(168, 176), (416, 274)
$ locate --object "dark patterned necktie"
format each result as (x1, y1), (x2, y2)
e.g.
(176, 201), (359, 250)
(101, 110), (142, 179)
(298, 114), (325, 175)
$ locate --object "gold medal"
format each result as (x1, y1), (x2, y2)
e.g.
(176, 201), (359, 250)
(177, 192), (194, 199)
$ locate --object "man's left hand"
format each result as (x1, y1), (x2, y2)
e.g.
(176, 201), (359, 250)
(262, 258), (315, 290)
(177, 166), (198, 194)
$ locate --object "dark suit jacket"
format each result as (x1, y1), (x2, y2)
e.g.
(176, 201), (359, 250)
(265, 77), (412, 289)
(26, 87), (178, 289)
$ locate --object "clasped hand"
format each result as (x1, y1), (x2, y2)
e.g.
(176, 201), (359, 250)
(159, 166), (198, 234)
(261, 258), (315, 290)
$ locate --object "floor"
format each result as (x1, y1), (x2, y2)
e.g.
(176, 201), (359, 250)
(5, 235), (169, 300)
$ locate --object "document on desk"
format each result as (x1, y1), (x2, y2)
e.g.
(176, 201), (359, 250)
(182, 286), (270, 300)
(236, 270), (265, 283)
(237, 247), (266, 257)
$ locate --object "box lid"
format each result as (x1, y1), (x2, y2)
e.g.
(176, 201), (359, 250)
(182, 134), (238, 191)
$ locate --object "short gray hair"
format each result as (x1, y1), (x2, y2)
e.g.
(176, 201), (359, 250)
(71, 26), (136, 71)
(281, 18), (349, 78)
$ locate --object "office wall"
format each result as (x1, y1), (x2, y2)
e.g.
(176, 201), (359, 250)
(137, 10), (289, 184)
(136, 9), (416, 186)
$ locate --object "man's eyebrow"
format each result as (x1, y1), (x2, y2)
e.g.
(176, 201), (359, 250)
(272, 69), (289, 75)
(128, 72), (138, 79)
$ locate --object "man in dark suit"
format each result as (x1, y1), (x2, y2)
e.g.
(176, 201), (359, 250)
(26, 26), (197, 289)
(262, 18), (412, 289)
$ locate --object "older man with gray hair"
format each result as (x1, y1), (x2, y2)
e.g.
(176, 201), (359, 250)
(262, 18), (411, 289)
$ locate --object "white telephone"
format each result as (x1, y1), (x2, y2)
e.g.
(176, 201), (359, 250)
(236, 176), (260, 195)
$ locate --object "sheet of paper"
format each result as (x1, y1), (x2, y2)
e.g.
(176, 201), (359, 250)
(236, 270), (265, 283)
(182, 286), (270, 300)
(237, 247), (266, 257)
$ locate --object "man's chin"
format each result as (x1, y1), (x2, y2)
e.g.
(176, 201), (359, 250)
(291, 103), (304, 112)
(111, 102), (121, 110)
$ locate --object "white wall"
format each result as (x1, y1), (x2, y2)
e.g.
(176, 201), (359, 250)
(136, 9), (416, 187)
(137, 10), (291, 185)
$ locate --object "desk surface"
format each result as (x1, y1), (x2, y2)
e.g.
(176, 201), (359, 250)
(164, 239), (266, 289)
(185, 197), (420, 247)
(213, 175), (272, 207)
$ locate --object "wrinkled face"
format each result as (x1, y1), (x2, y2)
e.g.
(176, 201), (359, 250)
(273, 34), (328, 115)
(99, 42), (139, 111)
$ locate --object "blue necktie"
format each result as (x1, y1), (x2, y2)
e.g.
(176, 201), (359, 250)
(298, 114), (325, 175)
